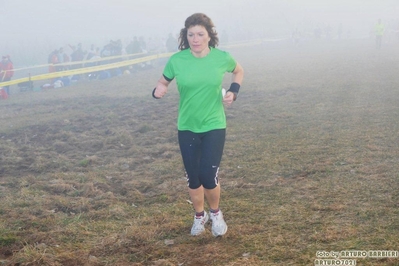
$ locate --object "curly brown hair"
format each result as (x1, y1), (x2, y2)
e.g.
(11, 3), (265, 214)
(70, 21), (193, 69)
(178, 13), (219, 50)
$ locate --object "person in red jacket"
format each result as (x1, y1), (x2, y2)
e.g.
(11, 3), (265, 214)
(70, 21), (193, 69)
(0, 55), (14, 95)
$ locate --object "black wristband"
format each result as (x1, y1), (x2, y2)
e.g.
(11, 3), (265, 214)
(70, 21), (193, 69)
(152, 88), (161, 99)
(227, 82), (240, 101)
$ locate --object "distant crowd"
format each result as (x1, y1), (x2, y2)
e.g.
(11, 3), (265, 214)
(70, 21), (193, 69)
(47, 34), (179, 73)
(32, 33), (180, 90)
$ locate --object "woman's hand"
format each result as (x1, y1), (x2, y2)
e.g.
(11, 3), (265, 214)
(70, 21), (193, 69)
(153, 76), (170, 99)
(154, 84), (168, 98)
(223, 91), (236, 107)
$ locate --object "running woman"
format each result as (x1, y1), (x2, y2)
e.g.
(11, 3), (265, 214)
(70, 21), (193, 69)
(153, 13), (244, 237)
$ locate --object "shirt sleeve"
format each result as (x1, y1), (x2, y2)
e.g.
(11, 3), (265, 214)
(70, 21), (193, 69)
(163, 57), (175, 81)
(225, 52), (237, 73)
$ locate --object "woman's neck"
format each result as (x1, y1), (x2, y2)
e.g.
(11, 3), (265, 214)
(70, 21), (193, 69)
(190, 47), (211, 58)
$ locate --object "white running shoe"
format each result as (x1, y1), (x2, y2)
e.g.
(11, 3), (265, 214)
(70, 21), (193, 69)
(210, 210), (228, 237)
(190, 211), (209, 236)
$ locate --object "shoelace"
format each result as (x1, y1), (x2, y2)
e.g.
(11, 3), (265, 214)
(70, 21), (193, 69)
(211, 212), (220, 221)
(195, 216), (206, 224)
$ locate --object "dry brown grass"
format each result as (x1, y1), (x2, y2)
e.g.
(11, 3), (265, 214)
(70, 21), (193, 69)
(1, 39), (399, 265)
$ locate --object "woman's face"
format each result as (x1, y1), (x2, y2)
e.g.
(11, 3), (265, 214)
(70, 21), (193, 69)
(187, 25), (211, 55)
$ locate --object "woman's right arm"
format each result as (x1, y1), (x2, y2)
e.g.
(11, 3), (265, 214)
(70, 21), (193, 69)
(153, 75), (170, 99)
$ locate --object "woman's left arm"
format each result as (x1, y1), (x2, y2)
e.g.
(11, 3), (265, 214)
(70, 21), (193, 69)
(232, 62), (244, 85)
(223, 62), (244, 105)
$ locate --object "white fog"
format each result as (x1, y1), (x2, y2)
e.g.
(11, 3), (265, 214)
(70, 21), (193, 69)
(0, 0), (398, 67)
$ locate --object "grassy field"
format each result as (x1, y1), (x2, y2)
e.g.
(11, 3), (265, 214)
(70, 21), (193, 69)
(1, 38), (399, 266)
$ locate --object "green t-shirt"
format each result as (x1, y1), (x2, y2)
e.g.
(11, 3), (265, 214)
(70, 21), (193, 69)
(163, 47), (237, 133)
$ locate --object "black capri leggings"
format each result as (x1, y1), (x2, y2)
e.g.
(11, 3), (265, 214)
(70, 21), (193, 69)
(178, 129), (226, 189)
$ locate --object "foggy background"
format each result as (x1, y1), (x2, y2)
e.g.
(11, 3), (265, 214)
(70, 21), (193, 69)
(1, 0), (398, 67)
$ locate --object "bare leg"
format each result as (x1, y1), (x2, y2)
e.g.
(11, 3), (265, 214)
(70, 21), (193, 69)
(188, 186), (205, 213)
(189, 184), (221, 212)
(204, 184), (220, 210)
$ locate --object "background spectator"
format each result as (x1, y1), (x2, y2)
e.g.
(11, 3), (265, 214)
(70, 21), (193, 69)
(0, 55), (14, 95)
